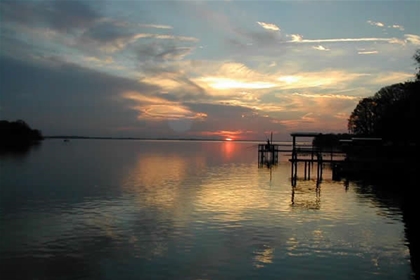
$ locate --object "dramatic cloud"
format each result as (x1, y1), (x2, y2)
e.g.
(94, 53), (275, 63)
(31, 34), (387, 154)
(1, 0), (418, 140)
(0, 55), (156, 136)
(122, 91), (207, 120)
(256, 21), (280, 31)
(81, 27), (199, 53)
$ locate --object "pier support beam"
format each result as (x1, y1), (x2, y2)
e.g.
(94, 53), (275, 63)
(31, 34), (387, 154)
(258, 144), (280, 168)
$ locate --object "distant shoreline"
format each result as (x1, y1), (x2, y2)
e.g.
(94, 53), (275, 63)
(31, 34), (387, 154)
(44, 136), (271, 143)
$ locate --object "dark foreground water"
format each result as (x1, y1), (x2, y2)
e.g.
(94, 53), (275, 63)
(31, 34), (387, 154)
(0, 139), (415, 279)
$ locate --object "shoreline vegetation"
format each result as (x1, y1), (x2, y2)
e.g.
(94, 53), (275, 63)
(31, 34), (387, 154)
(0, 120), (43, 149)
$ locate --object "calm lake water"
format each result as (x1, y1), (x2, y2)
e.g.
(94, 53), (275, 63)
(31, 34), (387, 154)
(0, 139), (415, 280)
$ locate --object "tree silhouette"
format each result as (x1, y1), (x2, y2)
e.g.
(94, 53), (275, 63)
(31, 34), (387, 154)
(414, 49), (420, 81)
(348, 81), (417, 143)
(348, 97), (378, 136)
(0, 119), (44, 148)
(348, 50), (419, 145)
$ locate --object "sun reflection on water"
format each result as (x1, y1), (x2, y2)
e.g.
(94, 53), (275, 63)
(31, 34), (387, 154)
(222, 140), (236, 160)
(121, 154), (195, 210)
(253, 245), (275, 268)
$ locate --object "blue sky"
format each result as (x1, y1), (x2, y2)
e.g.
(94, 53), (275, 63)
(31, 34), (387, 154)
(1, 0), (419, 140)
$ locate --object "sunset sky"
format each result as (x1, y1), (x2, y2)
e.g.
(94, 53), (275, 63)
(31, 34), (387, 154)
(1, 0), (419, 141)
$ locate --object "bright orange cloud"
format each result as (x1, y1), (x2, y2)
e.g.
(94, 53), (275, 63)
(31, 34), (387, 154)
(122, 91), (207, 120)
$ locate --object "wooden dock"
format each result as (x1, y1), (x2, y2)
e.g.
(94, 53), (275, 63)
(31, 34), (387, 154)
(258, 132), (347, 186)
(257, 143), (291, 167)
(258, 132), (406, 187)
(289, 132), (348, 186)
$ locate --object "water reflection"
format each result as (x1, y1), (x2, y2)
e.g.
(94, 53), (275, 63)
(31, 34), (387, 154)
(253, 245), (275, 268)
(0, 140), (414, 280)
(0, 142), (41, 159)
(222, 140), (236, 160)
(121, 153), (196, 210)
(348, 177), (417, 279)
(291, 183), (321, 210)
(192, 163), (304, 225)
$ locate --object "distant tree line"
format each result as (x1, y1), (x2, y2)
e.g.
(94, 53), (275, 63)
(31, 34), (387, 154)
(0, 119), (43, 148)
(314, 49), (419, 147)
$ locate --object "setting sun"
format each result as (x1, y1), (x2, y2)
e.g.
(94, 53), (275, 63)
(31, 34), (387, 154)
(225, 138), (232, 141)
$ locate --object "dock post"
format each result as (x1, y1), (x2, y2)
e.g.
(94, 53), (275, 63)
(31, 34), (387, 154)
(308, 160), (312, 180)
(316, 152), (323, 182)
